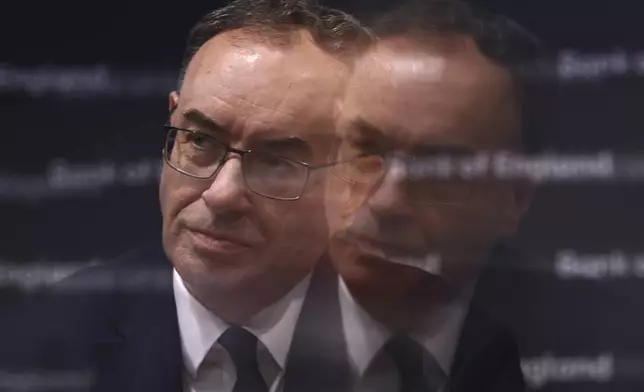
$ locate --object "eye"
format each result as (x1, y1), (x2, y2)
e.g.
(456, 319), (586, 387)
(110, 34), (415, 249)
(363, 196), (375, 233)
(259, 155), (298, 173)
(186, 132), (216, 150)
(262, 156), (286, 167)
(348, 136), (385, 156)
(353, 155), (385, 175)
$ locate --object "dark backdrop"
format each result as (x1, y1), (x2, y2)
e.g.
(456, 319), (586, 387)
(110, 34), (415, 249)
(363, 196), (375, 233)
(2, 1), (644, 390)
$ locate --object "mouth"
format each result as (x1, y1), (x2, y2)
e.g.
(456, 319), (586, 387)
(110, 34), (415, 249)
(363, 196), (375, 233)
(342, 232), (442, 275)
(188, 229), (254, 254)
(346, 232), (419, 258)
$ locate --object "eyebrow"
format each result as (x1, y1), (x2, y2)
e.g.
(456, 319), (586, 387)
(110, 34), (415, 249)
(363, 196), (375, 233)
(348, 117), (391, 152)
(352, 117), (388, 141)
(253, 137), (312, 156)
(351, 116), (474, 155)
(181, 109), (229, 134)
(411, 144), (473, 156)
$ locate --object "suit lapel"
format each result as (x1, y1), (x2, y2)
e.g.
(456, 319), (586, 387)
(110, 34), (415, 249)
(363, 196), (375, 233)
(93, 253), (183, 392)
(446, 306), (495, 392)
(447, 245), (526, 392)
(447, 303), (525, 392)
(284, 254), (352, 392)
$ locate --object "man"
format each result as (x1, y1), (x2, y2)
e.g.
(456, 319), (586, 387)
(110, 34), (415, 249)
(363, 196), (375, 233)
(0, 1), (371, 392)
(324, 0), (554, 391)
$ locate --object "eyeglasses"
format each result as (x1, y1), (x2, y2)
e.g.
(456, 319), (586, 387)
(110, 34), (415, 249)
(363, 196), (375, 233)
(332, 149), (477, 205)
(163, 126), (348, 201)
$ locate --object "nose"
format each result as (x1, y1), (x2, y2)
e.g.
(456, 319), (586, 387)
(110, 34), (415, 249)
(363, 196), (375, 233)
(201, 157), (252, 215)
(365, 158), (413, 217)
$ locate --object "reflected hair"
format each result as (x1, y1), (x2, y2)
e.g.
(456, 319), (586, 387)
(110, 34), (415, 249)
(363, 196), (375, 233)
(370, 0), (558, 153)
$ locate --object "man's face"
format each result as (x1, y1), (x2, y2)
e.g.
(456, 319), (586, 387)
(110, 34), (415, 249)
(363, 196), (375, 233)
(327, 36), (531, 302)
(161, 29), (347, 319)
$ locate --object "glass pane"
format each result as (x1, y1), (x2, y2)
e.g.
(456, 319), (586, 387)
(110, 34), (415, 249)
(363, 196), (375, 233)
(244, 153), (307, 199)
(168, 129), (226, 177)
(406, 179), (471, 204)
(333, 155), (385, 184)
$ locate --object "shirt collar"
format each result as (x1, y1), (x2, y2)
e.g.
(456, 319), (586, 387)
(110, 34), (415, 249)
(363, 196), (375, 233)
(338, 277), (390, 375)
(245, 273), (311, 372)
(338, 276), (471, 376)
(173, 269), (311, 378)
(409, 296), (469, 375)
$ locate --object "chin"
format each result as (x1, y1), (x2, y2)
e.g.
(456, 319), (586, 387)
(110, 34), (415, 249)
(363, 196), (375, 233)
(340, 253), (428, 290)
(177, 252), (265, 295)
(179, 244), (253, 274)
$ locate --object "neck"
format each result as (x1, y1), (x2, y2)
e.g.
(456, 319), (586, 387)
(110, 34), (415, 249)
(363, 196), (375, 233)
(349, 272), (459, 332)
(184, 277), (303, 325)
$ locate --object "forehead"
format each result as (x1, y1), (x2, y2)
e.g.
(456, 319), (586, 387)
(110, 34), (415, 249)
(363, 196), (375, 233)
(342, 36), (519, 149)
(179, 29), (348, 138)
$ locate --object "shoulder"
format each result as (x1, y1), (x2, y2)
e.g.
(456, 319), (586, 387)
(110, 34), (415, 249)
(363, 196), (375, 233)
(448, 304), (525, 391)
(458, 303), (521, 359)
(0, 243), (172, 365)
(53, 243), (172, 296)
(448, 267), (527, 391)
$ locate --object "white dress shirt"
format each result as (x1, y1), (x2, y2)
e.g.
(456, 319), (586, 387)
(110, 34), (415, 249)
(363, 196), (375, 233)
(173, 269), (311, 392)
(338, 277), (470, 392)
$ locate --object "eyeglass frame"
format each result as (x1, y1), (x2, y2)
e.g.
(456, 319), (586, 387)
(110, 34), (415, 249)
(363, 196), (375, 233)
(333, 150), (479, 206)
(162, 125), (362, 201)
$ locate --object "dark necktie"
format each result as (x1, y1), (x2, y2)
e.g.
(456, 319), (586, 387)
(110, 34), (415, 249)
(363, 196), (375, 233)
(383, 333), (447, 392)
(218, 326), (269, 392)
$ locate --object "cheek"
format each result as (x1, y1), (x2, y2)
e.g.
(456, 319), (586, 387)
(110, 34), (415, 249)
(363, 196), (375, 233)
(324, 175), (366, 234)
(257, 201), (328, 260)
(264, 179), (329, 240)
(160, 169), (204, 233)
(469, 186), (520, 234)
(417, 204), (503, 247)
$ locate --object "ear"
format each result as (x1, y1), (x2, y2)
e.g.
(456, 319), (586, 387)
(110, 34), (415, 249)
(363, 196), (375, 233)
(168, 91), (179, 114)
(513, 179), (536, 218)
(500, 179), (536, 236)
(333, 98), (344, 120)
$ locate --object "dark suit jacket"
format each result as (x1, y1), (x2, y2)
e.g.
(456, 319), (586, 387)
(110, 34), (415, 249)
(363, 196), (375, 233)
(0, 244), (524, 392)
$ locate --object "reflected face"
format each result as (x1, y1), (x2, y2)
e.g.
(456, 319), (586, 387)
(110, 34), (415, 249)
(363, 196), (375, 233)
(328, 36), (531, 297)
(160, 29), (347, 320)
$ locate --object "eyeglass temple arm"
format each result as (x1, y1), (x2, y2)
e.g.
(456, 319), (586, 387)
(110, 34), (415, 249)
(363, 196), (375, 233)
(306, 153), (375, 170)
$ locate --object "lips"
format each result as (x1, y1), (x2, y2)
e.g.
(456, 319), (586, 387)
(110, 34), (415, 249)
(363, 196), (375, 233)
(340, 231), (442, 275)
(346, 231), (425, 259)
(188, 229), (255, 253)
